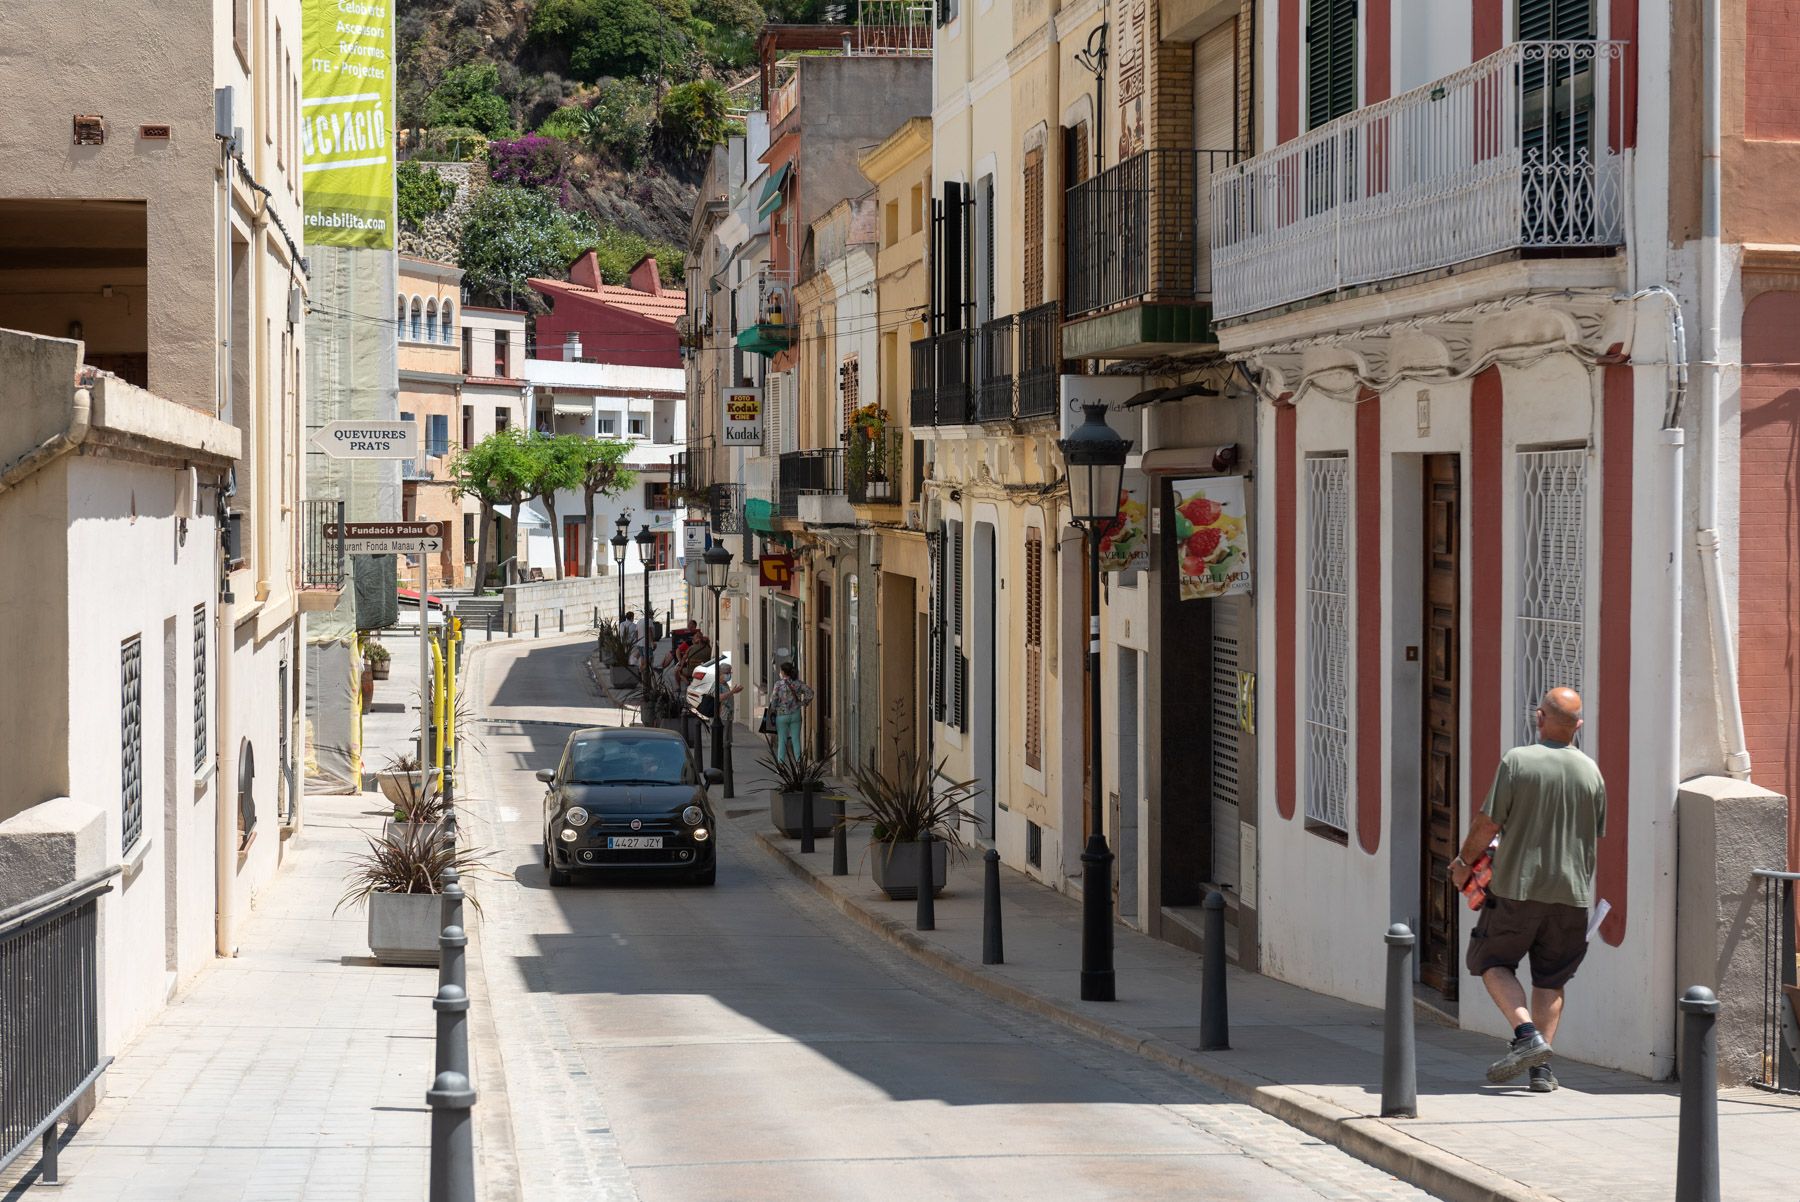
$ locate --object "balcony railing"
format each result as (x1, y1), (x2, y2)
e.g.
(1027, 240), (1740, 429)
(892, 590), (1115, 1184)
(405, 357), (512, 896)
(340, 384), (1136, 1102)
(847, 425), (904, 505)
(975, 315), (1016, 423)
(301, 499), (347, 590)
(910, 336), (936, 426)
(1065, 148), (1242, 320)
(936, 328), (974, 425)
(777, 449), (844, 517)
(1017, 302), (1061, 419)
(1211, 40), (1627, 321)
(709, 482), (744, 533)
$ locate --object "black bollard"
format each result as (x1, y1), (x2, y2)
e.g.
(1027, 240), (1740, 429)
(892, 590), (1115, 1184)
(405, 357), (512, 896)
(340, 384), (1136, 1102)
(916, 828), (935, 930)
(1676, 986), (1721, 1202)
(1381, 923), (1418, 1118)
(533, 613), (539, 639)
(800, 783), (816, 854)
(426, 1070), (476, 1202)
(486, 613), (494, 641)
(982, 848), (1004, 965)
(440, 868), (464, 947)
(559, 608), (565, 633)
(1200, 891), (1229, 1050)
(832, 793), (847, 876)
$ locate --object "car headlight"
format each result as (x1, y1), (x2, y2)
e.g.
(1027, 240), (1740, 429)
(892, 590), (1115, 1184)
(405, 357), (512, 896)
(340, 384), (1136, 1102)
(564, 806), (590, 827)
(558, 828), (578, 843)
(681, 805), (703, 826)
(693, 827), (710, 842)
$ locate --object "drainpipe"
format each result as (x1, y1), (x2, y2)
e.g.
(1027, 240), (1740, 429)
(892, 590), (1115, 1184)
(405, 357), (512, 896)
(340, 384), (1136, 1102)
(1696, 0), (1752, 779)
(0, 379), (91, 496)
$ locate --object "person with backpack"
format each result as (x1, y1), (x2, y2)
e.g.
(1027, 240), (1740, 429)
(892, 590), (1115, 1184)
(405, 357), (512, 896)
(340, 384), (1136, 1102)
(768, 661), (814, 762)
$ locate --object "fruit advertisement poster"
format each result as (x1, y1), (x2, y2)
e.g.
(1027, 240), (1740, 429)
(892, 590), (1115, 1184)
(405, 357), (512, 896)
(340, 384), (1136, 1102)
(1171, 476), (1251, 600)
(1097, 470), (1149, 576)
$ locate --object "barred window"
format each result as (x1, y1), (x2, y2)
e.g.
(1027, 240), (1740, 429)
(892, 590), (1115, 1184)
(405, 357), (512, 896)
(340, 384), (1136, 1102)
(1303, 454), (1350, 832)
(122, 636), (144, 854)
(1515, 447), (1588, 747)
(193, 605), (208, 771)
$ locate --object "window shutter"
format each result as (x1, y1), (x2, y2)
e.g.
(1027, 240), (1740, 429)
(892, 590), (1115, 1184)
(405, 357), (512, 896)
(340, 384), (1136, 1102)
(1518, 0), (1593, 41)
(941, 182), (966, 331)
(1306, 0), (1357, 130)
(1025, 528), (1043, 770)
(983, 176), (996, 323)
(1022, 150), (1044, 308)
(952, 524), (964, 639)
(952, 524), (965, 730)
(931, 530), (947, 722)
(956, 651), (968, 731)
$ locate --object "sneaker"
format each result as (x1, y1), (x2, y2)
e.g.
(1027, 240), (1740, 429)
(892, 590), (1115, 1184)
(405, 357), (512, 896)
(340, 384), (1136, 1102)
(1486, 1032), (1554, 1083)
(1528, 1064), (1559, 1093)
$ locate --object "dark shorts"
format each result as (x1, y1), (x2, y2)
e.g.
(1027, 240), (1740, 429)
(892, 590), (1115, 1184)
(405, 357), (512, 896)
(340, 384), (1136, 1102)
(1465, 895), (1589, 989)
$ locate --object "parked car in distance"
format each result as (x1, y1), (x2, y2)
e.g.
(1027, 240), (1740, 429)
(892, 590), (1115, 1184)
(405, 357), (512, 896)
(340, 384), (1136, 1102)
(539, 726), (721, 886)
(684, 652), (732, 715)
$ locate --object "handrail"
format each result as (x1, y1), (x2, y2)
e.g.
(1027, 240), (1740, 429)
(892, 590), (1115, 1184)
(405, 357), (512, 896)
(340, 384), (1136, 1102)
(1752, 868), (1800, 880)
(0, 865), (120, 937)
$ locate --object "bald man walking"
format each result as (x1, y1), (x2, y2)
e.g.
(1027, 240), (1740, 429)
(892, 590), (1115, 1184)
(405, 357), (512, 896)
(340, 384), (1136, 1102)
(1451, 687), (1607, 1093)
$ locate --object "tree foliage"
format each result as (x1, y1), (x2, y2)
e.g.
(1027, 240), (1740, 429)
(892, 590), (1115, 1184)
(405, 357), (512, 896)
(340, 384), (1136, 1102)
(457, 184), (599, 306)
(423, 62), (513, 136)
(658, 80), (732, 159)
(530, 0), (694, 82)
(396, 160), (457, 229)
(487, 135), (575, 202)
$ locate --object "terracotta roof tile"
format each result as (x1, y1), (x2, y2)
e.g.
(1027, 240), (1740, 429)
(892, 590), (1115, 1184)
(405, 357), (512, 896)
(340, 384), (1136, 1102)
(529, 277), (687, 324)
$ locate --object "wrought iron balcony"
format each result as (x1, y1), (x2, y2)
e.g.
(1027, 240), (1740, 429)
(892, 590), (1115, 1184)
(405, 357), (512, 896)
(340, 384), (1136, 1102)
(1210, 40), (1627, 321)
(909, 335), (936, 426)
(936, 328), (974, 425)
(1016, 302), (1061, 419)
(708, 482), (744, 533)
(301, 499), (346, 590)
(777, 449), (845, 518)
(975, 315), (1016, 423)
(847, 425), (904, 505)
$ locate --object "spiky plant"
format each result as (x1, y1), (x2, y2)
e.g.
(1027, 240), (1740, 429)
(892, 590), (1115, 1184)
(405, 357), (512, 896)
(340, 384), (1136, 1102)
(847, 754), (979, 861)
(335, 821), (488, 913)
(757, 744), (838, 794)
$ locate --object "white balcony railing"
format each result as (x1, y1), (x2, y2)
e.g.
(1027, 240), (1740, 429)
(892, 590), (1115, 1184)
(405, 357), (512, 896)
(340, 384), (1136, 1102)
(1210, 40), (1627, 321)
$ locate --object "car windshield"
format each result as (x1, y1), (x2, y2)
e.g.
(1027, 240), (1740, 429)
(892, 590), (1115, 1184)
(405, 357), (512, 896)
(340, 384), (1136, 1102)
(565, 736), (689, 785)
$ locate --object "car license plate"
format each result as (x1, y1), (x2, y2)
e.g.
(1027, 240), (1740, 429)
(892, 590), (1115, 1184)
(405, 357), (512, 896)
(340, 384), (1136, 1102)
(607, 836), (663, 849)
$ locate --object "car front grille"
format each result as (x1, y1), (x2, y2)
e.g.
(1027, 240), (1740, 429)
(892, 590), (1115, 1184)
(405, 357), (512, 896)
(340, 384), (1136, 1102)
(577, 847), (699, 865)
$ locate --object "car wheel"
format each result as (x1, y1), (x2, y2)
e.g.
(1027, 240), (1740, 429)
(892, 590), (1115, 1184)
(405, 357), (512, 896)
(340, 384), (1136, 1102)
(692, 863), (717, 886)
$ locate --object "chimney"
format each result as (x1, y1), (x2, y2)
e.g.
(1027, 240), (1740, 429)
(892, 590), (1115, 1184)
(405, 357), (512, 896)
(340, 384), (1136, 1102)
(628, 254), (663, 295)
(568, 250), (603, 290)
(564, 331), (582, 361)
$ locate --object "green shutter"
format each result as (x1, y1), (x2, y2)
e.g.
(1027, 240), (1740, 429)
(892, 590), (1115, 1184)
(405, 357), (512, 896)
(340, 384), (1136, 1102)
(1518, 0), (1593, 42)
(1519, 0), (1595, 159)
(1306, 0), (1357, 130)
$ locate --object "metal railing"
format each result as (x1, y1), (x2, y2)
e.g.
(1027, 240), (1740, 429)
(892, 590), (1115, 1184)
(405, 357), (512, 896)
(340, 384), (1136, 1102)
(909, 336), (936, 426)
(1211, 40), (1627, 320)
(301, 499), (346, 590)
(1064, 148), (1241, 319)
(0, 869), (117, 1184)
(1754, 868), (1799, 1094)
(777, 449), (844, 517)
(936, 328), (974, 426)
(709, 482), (744, 534)
(976, 315), (1016, 423)
(847, 426), (904, 504)
(1017, 302), (1061, 419)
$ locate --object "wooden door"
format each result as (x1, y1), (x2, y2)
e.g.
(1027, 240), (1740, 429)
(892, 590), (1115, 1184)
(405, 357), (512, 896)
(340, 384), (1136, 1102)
(562, 519), (584, 580)
(815, 580), (833, 755)
(1420, 455), (1462, 999)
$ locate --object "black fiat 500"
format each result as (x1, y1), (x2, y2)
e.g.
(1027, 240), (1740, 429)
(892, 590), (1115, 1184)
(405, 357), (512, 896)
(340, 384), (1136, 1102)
(539, 726), (720, 885)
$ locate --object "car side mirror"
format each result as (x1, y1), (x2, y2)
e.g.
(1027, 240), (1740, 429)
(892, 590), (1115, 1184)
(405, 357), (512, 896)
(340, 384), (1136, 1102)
(704, 768), (724, 786)
(535, 769), (556, 784)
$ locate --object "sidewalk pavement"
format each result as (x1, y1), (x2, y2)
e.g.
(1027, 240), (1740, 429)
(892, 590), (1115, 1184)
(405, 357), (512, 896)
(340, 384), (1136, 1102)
(719, 739), (1800, 1202)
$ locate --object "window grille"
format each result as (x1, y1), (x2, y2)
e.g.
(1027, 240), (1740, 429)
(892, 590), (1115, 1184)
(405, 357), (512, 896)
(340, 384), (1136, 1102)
(1304, 454), (1350, 832)
(121, 636), (143, 854)
(193, 606), (207, 772)
(1025, 528), (1043, 771)
(1515, 448), (1587, 747)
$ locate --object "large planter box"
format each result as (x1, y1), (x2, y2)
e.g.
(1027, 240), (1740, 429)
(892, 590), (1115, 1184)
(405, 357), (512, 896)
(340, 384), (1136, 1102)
(367, 891), (443, 966)
(609, 665), (639, 689)
(870, 838), (948, 901)
(770, 789), (835, 839)
(377, 769), (440, 809)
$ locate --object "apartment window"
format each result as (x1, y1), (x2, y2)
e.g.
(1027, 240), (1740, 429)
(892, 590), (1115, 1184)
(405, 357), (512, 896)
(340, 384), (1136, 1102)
(273, 24), (284, 160)
(463, 513), (477, 567)
(651, 531), (674, 571)
(441, 301), (455, 343)
(1303, 454), (1350, 832)
(885, 199), (901, 247)
(426, 300), (440, 345)
(277, 656), (291, 821)
(462, 330), (473, 375)
(1022, 148), (1045, 309)
(426, 414), (450, 458)
(629, 416), (646, 437)
(1516, 447), (1588, 747)
(979, 176), (996, 324)
(409, 297), (423, 341)
(936, 520), (965, 730)
(461, 405), (474, 448)
(937, 0), (958, 26)
(598, 416), (617, 435)
(646, 482), (673, 510)
(1025, 527), (1043, 770)
(233, 0), (250, 66)
(122, 636), (143, 854)
(495, 407), (510, 432)
(494, 329), (510, 376)
(839, 354), (860, 431)
(193, 606), (208, 772)
(1306, 0), (1358, 129)
(910, 181), (925, 234)
(397, 296), (407, 339)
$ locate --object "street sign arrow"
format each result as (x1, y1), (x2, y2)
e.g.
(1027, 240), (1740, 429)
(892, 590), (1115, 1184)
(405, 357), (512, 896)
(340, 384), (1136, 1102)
(309, 420), (420, 459)
(322, 520), (445, 554)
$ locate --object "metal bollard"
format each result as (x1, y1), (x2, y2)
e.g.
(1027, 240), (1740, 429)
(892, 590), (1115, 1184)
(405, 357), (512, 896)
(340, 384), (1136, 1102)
(507, 613), (514, 638)
(832, 793), (848, 876)
(982, 848), (1004, 965)
(559, 608), (565, 633)
(39, 1120), (59, 1184)
(486, 613), (494, 641)
(533, 613), (539, 639)
(1676, 986), (1722, 1202)
(1200, 891), (1229, 1050)
(440, 868), (465, 955)
(916, 828), (935, 930)
(426, 1069), (477, 1202)
(1381, 923), (1418, 1118)
(434, 933), (470, 1080)
(800, 784), (816, 854)
(593, 605), (598, 629)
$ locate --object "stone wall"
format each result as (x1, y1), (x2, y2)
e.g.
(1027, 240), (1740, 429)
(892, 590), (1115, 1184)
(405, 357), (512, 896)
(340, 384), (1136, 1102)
(502, 570), (690, 635)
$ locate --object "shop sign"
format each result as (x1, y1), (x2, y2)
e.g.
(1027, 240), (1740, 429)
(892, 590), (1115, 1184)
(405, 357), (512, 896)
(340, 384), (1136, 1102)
(1098, 468), (1149, 576)
(301, 0), (395, 249)
(1171, 475), (1251, 600)
(758, 553), (793, 589)
(723, 385), (764, 446)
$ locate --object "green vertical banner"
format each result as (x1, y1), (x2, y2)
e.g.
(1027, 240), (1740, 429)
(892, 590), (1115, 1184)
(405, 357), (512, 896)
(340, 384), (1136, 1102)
(301, 0), (395, 249)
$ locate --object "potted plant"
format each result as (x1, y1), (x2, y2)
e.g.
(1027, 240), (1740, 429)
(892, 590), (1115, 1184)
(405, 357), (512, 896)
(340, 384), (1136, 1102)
(365, 639), (391, 680)
(360, 661), (376, 707)
(848, 753), (978, 900)
(757, 744), (839, 839)
(376, 752), (441, 810)
(336, 823), (486, 966)
(595, 619), (640, 687)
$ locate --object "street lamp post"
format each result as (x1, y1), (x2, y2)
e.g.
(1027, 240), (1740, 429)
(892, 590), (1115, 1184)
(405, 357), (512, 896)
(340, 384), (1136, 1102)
(704, 542), (734, 798)
(611, 513), (630, 625)
(1058, 402), (1130, 1003)
(634, 524), (657, 719)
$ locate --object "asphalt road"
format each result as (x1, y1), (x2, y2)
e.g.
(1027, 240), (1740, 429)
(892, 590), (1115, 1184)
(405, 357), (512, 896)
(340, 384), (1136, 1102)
(462, 636), (1432, 1202)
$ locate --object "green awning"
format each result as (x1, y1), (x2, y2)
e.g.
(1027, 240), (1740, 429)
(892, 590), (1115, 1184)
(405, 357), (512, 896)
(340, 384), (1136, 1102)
(745, 497), (779, 534)
(736, 322), (794, 357)
(756, 163), (791, 218)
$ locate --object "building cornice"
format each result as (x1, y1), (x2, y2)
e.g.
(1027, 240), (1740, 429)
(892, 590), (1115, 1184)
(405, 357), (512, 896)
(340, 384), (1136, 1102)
(858, 117), (933, 184)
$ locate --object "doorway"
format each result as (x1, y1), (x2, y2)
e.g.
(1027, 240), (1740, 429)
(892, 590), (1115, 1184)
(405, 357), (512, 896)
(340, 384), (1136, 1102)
(1419, 454), (1463, 1000)
(562, 518), (585, 580)
(972, 523), (997, 838)
(815, 579), (833, 755)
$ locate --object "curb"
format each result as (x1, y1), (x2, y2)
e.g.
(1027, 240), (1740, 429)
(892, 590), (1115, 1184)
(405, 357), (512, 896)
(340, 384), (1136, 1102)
(750, 828), (1561, 1202)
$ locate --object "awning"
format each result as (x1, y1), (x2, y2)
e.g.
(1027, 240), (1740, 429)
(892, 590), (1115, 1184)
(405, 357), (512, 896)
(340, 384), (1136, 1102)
(1140, 444), (1241, 476)
(552, 397), (592, 415)
(756, 163), (792, 218)
(1122, 380), (1222, 409)
(745, 497), (779, 534)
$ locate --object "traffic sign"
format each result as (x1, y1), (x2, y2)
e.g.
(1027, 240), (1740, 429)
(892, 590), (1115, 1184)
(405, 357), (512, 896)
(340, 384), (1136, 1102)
(309, 420), (419, 459)
(322, 520), (445, 554)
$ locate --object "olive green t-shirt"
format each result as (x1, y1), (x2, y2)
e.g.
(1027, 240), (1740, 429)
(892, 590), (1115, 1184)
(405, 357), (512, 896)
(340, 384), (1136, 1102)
(1481, 741), (1607, 908)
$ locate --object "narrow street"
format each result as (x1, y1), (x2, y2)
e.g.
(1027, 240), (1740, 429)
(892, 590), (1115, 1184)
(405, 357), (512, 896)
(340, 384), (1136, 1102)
(460, 637), (1429, 1202)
